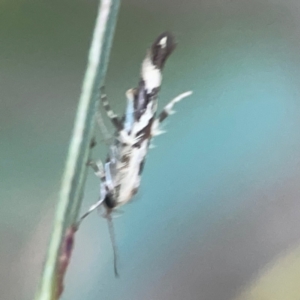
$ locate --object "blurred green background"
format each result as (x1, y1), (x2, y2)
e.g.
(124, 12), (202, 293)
(2, 0), (300, 299)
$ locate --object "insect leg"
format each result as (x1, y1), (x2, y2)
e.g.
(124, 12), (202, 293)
(101, 87), (122, 131)
(78, 160), (107, 223)
(104, 161), (115, 191)
(124, 88), (136, 132)
(95, 109), (114, 146)
(87, 160), (105, 180)
(78, 182), (107, 223)
(151, 91), (193, 136)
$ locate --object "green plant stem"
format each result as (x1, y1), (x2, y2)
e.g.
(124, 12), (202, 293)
(34, 0), (121, 299)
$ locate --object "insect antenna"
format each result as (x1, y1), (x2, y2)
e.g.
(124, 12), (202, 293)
(106, 212), (119, 277)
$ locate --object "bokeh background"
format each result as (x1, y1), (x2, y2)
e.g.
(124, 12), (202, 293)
(2, 0), (300, 299)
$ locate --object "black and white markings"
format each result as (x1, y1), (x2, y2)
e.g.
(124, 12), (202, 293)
(79, 32), (192, 275)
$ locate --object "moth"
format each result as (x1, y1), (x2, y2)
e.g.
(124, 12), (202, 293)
(80, 32), (192, 275)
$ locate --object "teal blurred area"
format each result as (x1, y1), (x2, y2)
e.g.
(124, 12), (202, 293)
(2, 1), (300, 299)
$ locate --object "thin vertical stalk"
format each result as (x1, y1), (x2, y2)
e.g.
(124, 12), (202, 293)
(34, 0), (121, 299)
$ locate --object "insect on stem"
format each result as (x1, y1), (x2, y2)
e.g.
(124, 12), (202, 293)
(80, 32), (193, 275)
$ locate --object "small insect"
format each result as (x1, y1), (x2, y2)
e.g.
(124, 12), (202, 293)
(79, 32), (192, 275)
